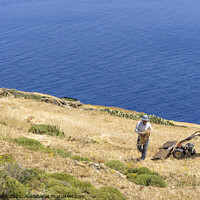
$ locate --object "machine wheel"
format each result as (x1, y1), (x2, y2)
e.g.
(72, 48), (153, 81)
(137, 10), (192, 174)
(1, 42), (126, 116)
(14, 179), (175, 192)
(173, 149), (184, 159)
(192, 148), (196, 155)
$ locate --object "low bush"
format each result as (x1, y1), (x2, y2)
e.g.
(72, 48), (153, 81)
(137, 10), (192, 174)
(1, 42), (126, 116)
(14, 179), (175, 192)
(3, 163), (32, 184)
(0, 164), (126, 199)
(124, 166), (167, 187)
(47, 172), (126, 199)
(13, 137), (74, 160)
(102, 108), (174, 126)
(13, 137), (43, 148)
(25, 168), (47, 190)
(7, 89), (43, 101)
(49, 148), (71, 158)
(0, 154), (15, 164)
(47, 172), (93, 190)
(105, 160), (125, 172)
(60, 97), (78, 102)
(29, 124), (65, 138)
(126, 173), (137, 182)
(47, 185), (81, 197)
(13, 137), (44, 152)
(91, 187), (126, 200)
(45, 178), (71, 189)
(47, 172), (95, 194)
(0, 172), (26, 198)
(70, 155), (91, 162)
(135, 174), (167, 187)
(48, 172), (75, 183)
(132, 167), (154, 175)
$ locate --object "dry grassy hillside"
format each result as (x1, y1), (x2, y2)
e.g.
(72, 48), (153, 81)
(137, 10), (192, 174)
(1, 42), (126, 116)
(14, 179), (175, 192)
(0, 91), (200, 199)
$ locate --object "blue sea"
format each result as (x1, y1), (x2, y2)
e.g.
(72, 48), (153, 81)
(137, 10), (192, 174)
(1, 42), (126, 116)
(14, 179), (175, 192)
(1, 0), (200, 124)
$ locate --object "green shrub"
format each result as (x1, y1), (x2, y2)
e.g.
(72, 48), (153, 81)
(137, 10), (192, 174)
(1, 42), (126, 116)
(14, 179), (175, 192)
(47, 185), (80, 197)
(105, 160), (125, 172)
(3, 165), (47, 191)
(91, 187), (126, 200)
(124, 167), (167, 187)
(25, 168), (47, 190)
(29, 124), (65, 138)
(0, 154), (15, 164)
(13, 137), (43, 148)
(2, 164), (46, 185)
(46, 172), (126, 198)
(133, 167), (153, 175)
(147, 175), (167, 187)
(0, 172), (26, 198)
(60, 97), (78, 102)
(0, 162), (126, 199)
(13, 137), (44, 152)
(13, 137), (71, 159)
(48, 172), (75, 183)
(73, 180), (95, 194)
(46, 174), (126, 200)
(134, 174), (167, 187)
(45, 178), (71, 189)
(7, 89), (43, 101)
(47, 172), (95, 194)
(70, 155), (91, 162)
(3, 163), (32, 184)
(102, 108), (174, 126)
(126, 173), (137, 182)
(48, 148), (71, 158)
(27, 168), (46, 180)
(124, 167), (158, 176)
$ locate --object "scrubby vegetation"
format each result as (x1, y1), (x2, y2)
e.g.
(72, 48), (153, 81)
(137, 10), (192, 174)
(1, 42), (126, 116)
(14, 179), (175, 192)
(11, 136), (167, 188)
(69, 155), (91, 162)
(124, 167), (167, 187)
(0, 154), (15, 164)
(60, 97), (79, 102)
(46, 172), (126, 199)
(102, 108), (175, 126)
(0, 171), (27, 198)
(48, 148), (71, 158)
(28, 124), (65, 138)
(13, 137), (71, 158)
(0, 163), (126, 199)
(12, 137), (92, 162)
(104, 160), (167, 188)
(105, 160), (125, 172)
(13, 137), (44, 152)
(6, 89), (44, 101)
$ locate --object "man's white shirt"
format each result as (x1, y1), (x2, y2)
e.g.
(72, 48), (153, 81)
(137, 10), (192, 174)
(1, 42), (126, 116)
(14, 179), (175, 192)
(135, 121), (153, 135)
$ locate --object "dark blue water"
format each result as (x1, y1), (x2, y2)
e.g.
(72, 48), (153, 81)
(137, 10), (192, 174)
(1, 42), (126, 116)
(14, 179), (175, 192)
(1, 0), (200, 123)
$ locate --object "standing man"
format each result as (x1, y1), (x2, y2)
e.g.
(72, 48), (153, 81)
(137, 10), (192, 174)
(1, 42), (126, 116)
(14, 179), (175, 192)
(135, 115), (153, 160)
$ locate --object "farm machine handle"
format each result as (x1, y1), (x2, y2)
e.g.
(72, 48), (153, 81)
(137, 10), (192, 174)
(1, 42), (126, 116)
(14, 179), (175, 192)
(180, 131), (200, 144)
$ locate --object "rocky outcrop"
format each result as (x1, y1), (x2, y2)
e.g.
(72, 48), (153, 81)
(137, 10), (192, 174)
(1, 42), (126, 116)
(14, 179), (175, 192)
(0, 89), (12, 97)
(41, 97), (82, 108)
(0, 88), (83, 108)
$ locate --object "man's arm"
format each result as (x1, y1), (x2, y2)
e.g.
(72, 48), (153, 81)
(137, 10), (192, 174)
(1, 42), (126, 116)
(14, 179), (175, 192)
(148, 123), (153, 132)
(135, 122), (144, 135)
(135, 122), (140, 134)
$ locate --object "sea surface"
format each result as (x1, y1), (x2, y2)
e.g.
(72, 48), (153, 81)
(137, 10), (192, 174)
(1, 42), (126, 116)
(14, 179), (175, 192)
(1, 0), (200, 124)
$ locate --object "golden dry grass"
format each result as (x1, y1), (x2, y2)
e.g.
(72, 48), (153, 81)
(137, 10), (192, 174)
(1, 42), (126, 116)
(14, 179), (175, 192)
(0, 96), (200, 199)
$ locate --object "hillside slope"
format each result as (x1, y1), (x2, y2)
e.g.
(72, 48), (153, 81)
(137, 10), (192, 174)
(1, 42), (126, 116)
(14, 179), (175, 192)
(0, 89), (200, 199)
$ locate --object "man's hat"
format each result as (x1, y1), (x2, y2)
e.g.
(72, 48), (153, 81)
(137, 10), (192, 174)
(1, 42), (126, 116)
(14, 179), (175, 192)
(142, 115), (149, 121)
